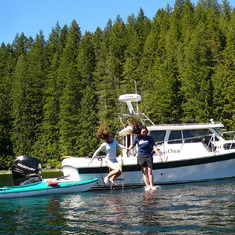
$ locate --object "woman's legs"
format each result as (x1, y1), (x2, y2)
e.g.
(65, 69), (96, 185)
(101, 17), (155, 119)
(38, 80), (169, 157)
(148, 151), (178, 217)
(147, 167), (153, 187)
(142, 167), (150, 187)
(109, 162), (122, 184)
(104, 161), (122, 184)
(142, 167), (153, 190)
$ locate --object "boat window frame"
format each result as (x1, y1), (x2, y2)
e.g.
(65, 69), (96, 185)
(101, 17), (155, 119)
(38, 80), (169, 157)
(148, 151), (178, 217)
(167, 129), (219, 144)
(168, 130), (183, 144)
(149, 130), (166, 144)
(183, 129), (208, 143)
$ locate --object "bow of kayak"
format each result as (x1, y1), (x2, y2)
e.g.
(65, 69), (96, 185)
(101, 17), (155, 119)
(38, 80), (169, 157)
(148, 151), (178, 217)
(0, 178), (98, 199)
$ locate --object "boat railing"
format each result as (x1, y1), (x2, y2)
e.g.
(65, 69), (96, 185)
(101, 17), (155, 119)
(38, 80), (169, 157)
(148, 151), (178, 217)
(119, 93), (156, 127)
(219, 130), (235, 141)
(219, 130), (235, 135)
(119, 112), (156, 128)
(219, 131), (235, 150)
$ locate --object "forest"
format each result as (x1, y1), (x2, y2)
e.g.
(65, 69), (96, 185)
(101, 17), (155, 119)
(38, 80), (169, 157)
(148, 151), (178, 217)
(0, 0), (234, 169)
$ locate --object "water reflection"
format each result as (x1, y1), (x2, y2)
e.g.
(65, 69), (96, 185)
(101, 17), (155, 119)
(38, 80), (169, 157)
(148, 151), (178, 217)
(140, 190), (162, 227)
(59, 191), (129, 234)
(59, 188), (165, 234)
(0, 176), (235, 234)
(0, 195), (67, 234)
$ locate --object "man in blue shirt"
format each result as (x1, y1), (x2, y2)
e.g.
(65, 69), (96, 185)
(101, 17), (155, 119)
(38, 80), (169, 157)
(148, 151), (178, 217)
(128, 126), (162, 191)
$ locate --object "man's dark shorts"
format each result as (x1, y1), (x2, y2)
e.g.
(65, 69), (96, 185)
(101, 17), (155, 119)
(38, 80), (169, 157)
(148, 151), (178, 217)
(137, 155), (153, 168)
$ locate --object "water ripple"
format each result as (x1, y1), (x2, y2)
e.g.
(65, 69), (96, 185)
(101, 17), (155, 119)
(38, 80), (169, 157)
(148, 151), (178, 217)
(0, 178), (235, 234)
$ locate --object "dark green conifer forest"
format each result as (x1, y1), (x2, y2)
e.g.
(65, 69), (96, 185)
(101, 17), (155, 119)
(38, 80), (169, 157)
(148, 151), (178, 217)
(0, 0), (234, 169)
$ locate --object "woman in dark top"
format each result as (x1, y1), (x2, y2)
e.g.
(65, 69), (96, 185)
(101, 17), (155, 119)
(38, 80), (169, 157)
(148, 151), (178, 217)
(128, 126), (162, 191)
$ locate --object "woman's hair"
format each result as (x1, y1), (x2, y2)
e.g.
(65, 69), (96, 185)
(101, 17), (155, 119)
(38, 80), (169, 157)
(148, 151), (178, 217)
(129, 116), (142, 135)
(128, 116), (145, 135)
(132, 125), (141, 135)
(140, 126), (148, 133)
(132, 125), (148, 135)
(96, 125), (114, 142)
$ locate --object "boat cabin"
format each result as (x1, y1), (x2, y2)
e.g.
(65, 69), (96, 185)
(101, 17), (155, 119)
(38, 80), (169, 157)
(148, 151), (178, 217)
(119, 122), (230, 161)
(118, 94), (234, 161)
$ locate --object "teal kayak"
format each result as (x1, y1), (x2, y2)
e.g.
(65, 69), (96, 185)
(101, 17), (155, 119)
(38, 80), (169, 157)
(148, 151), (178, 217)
(0, 178), (98, 199)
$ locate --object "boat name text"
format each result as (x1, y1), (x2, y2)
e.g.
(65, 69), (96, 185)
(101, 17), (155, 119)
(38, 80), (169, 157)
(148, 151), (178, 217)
(168, 149), (180, 154)
(17, 163), (35, 171)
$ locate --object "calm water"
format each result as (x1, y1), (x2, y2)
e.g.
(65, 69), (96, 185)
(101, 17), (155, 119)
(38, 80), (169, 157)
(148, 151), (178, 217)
(0, 172), (235, 234)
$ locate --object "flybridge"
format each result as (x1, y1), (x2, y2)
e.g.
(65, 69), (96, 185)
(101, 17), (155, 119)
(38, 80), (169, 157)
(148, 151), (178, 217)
(119, 94), (141, 102)
(119, 94), (141, 114)
(119, 94), (155, 126)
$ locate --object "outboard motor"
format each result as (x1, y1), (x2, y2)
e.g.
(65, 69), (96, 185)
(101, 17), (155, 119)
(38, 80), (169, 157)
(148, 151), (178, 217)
(12, 155), (42, 185)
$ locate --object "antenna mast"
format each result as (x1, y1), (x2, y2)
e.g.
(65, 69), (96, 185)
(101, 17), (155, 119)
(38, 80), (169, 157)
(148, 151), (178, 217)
(134, 80), (139, 113)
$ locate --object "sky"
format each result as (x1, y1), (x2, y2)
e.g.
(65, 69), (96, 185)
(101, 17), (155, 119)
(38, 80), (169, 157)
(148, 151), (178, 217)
(0, 0), (233, 45)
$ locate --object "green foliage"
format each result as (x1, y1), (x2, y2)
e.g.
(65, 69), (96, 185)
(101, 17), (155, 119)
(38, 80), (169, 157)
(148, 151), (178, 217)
(0, 44), (14, 165)
(45, 159), (62, 169)
(1, 0), (235, 168)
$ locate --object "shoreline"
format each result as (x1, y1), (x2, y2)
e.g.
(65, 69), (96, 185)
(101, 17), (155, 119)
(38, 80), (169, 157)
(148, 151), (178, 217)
(0, 168), (62, 175)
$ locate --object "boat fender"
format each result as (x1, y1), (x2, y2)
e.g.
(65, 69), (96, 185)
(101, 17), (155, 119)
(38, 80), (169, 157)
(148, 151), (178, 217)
(48, 181), (59, 186)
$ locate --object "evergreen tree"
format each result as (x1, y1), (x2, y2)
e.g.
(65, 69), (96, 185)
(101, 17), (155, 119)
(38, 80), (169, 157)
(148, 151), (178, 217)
(140, 4), (181, 124)
(12, 33), (31, 59)
(11, 32), (48, 158)
(40, 52), (61, 164)
(212, 10), (235, 129)
(0, 44), (14, 168)
(47, 22), (68, 60)
(76, 86), (99, 156)
(76, 31), (96, 88)
(123, 9), (151, 93)
(26, 32), (48, 159)
(180, 0), (196, 40)
(94, 16), (126, 130)
(92, 27), (104, 63)
(219, 0), (231, 36)
(11, 54), (31, 155)
(39, 23), (69, 164)
(74, 31), (99, 156)
(139, 9), (168, 119)
(179, 23), (213, 122)
(57, 20), (81, 156)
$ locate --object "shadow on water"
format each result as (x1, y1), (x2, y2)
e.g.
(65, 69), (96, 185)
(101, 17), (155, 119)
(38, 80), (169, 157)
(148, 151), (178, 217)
(0, 175), (235, 234)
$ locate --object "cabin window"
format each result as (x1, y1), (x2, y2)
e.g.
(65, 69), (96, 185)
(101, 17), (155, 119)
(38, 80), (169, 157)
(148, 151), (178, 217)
(150, 130), (166, 143)
(183, 129), (207, 143)
(182, 129), (219, 143)
(168, 130), (182, 143)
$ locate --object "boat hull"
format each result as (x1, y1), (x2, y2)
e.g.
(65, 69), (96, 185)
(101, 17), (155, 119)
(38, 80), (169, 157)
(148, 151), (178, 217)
(0, 178), (98, 199)
(67, 152), (235, 187)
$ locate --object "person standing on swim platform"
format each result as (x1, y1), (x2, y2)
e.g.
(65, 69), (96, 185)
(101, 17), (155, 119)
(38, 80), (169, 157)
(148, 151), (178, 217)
(128, 126), (163, 191)
(89, 125), (126, 185)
